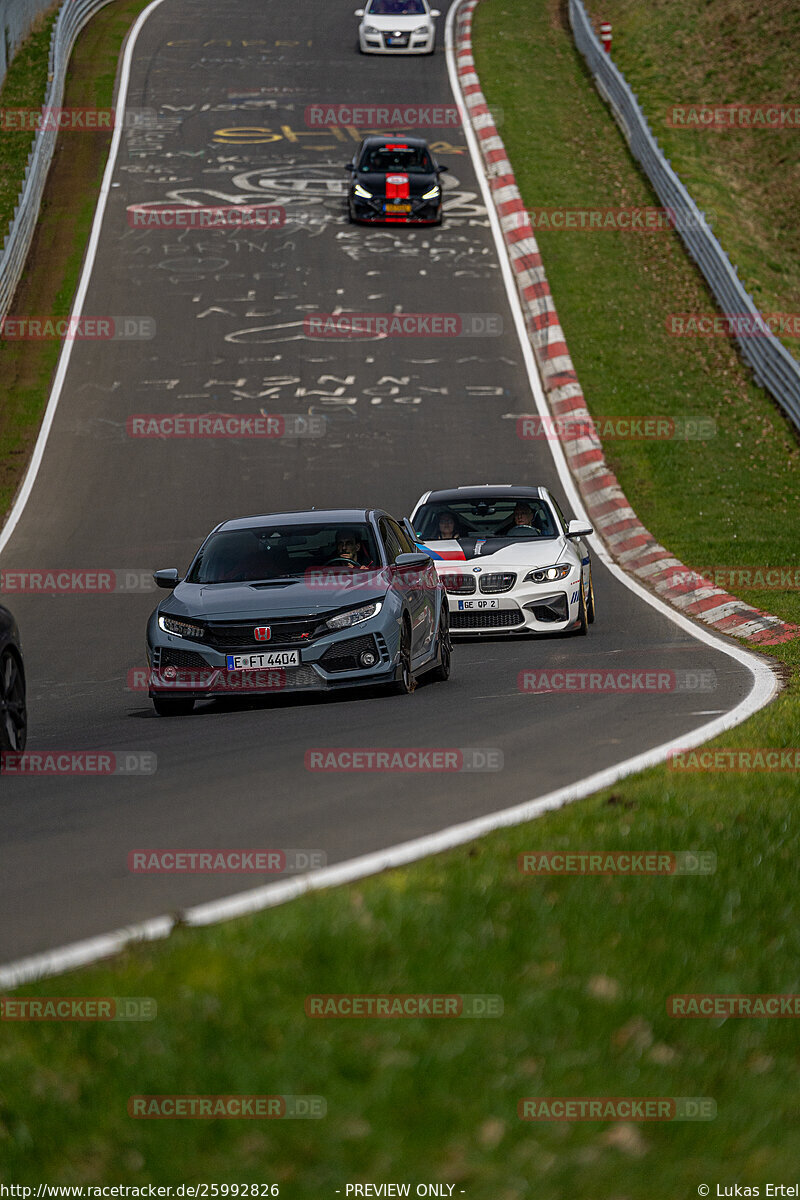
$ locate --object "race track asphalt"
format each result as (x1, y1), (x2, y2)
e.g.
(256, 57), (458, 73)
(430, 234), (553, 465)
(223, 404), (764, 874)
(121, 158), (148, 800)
(0, 0), (756, 963)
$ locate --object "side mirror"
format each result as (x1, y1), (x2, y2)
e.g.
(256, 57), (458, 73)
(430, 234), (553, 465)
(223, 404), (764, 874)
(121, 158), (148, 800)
(344, 162), (355, 171)
(395, 552), (432, 570)
(354, 8), (365, 15)
(430, 8), (441, 14)
(567, 520), (593, 538)
(154, 568), (180, 589)
(437, 164), (449, 173)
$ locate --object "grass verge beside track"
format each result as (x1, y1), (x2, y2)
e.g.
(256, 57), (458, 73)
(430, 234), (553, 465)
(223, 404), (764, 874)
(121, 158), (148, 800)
(0, 0), (151, 518)
(473, 0), (800, 630)
(583, 0), (800, 360)
(2, 682), (799, 1190)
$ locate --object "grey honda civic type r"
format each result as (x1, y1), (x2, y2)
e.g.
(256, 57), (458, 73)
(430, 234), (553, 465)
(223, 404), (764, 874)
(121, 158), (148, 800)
(146, 509), (451, 715)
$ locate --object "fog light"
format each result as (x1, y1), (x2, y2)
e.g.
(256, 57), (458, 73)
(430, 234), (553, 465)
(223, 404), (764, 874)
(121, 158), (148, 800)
(163, 665), (178, 680)
(360, 650), (377, 667)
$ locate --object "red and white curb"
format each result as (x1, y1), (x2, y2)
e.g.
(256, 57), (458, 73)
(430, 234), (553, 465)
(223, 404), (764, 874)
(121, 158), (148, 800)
(455, 0), (797, 648)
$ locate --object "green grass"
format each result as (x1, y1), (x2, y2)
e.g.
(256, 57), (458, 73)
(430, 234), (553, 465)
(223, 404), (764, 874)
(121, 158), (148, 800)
(2, 677), (799, 1190)
(583, 0), (800, 357)
(0, 6), (58, 227)
(473, 0), (800, 628)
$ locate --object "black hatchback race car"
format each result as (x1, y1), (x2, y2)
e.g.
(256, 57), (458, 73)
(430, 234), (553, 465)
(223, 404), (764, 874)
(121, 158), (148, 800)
(346, 135), (448, 224)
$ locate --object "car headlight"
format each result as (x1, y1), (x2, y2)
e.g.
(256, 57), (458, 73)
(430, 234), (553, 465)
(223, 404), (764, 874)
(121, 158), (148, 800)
(421, 184), (440, 200)
(354, 183), (373, 199)
(524, 564), (572, 583)
(363, 25), (381, 34)
(326, 601), (383, 630)
(158, 614), (206, 639)
(412, 23), (430, 33)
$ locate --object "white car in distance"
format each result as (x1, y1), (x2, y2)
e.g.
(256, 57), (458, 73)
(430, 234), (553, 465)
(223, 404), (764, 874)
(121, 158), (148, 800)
(355, 0), (440, 55)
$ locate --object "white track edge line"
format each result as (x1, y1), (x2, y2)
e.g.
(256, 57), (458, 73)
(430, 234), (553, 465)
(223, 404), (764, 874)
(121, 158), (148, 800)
(0, 0), (781, 989)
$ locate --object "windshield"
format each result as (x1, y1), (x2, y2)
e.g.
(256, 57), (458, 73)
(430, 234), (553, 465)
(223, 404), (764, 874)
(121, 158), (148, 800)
(413, 498), (559, 540)
(367, 0), (427, 13)
(187, 524), (382, 583)
(360, 145), (434, 174)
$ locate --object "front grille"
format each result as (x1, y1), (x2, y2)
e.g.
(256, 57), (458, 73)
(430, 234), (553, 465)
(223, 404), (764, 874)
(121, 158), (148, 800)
(442, 573), (476, 595)
(320, 634), (381, 673)
(204, 617), (323, 650)
(382, 31), (410, 46)
(479, 572), (517, 594)
(450, 609), (524, 630)
(160, 648), (211, 670)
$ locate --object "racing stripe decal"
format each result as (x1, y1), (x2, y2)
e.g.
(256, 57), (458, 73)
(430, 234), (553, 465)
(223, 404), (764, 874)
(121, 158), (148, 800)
(386, 173), (411, 200)
(416, 542), (467, 562)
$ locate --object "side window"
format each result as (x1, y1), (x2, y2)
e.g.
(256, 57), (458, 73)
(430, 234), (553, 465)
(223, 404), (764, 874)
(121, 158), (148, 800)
(550, 496), (570, 535)
(379, 518), (404, 563)
(388, 518), (415, 555)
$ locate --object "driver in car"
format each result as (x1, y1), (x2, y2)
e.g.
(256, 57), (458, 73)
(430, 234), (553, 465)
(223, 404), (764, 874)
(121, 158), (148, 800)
(328, 531), (368, 570)
(496, 501), (538, 534)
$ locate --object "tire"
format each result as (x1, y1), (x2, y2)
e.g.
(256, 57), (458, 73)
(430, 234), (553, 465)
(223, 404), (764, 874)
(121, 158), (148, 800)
(586, 567), (596, 624)
(573, 581), (589, 636)
(429, 606), (451, 682)
(0, 648), (27, 751)
(152, 696), (195, 717)
(391, 619), (415, 695)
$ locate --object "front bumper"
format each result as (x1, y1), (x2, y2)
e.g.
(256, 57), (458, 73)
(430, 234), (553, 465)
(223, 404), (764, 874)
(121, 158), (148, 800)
(147, 619), (401, 699)
(358, 29), (434, 53)
(349, 195), (442, 225)
(445, 579), (582, 635)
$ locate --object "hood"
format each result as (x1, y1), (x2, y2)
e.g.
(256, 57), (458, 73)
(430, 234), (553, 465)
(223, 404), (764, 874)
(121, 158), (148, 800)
(362, 14), (432, 28)
(355, 171), (437, 199)
(162, 572), (391, 620)
(418, 537), (568, 567)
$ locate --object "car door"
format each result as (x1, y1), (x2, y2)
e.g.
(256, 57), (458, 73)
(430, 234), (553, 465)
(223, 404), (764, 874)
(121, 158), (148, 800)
(551, 494), (589, 601)
(380, 517), (435, 663)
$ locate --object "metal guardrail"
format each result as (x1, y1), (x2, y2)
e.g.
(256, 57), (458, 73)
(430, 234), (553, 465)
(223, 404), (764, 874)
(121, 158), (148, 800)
(0, 0), (117, 324)
(569, 0), (800, 432)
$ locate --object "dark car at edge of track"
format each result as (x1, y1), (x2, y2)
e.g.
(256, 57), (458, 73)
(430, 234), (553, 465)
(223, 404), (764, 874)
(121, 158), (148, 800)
(146, 508), (451, 716)
(346, 136), (447, 225)
(0, 604), (27, 752)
